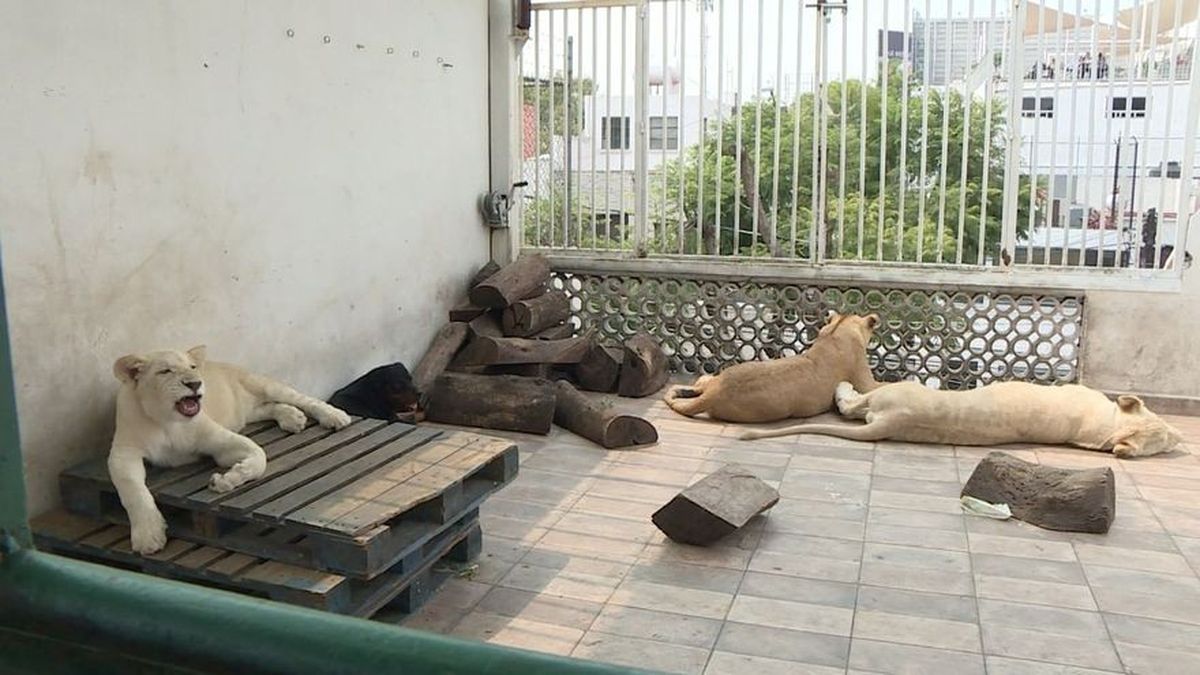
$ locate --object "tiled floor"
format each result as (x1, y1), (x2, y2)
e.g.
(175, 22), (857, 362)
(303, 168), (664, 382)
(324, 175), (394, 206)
(389, 395), (1200, 675)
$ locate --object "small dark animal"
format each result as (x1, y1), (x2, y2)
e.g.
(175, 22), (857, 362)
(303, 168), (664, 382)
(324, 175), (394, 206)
(329, 363), (421, 423)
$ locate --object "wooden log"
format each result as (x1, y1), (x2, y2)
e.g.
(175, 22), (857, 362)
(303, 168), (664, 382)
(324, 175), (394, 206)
(466, 312), (504, 339)
(529, 323), (575, 340)
(575, 343), (624, 393)
(448, 303), (488, 323)
(412, 322), (470, 394)
(617, 333), (669, 398)
(455, 335), (590, 367)
(651, 464), (779, 546)
(468, 254), (552, 309)
(488, 363), (553, 379)
(424, 373), (555, 435)
(553, 381), (658, 449)
(468, 260), (502, 289)
(962, 452), (1116, 534)
(502, 291), (571, 337)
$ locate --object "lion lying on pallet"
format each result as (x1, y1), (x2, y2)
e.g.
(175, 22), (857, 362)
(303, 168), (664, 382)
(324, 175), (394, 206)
(109, 346), (352, 554)
(664, 312), (881, 423)
(741, 380), (1184, 458)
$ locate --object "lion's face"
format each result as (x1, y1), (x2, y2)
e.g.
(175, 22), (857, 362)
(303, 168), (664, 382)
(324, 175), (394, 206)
(818, 312), (880, 346)
(113, 346), (207, 423)
(1112, 395), (1184, 458)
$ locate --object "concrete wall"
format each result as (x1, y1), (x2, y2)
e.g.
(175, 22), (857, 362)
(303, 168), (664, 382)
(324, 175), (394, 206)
(0, 0), (491, 515)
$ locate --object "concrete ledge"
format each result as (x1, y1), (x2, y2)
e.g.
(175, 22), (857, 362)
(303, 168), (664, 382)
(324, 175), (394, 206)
(1104, 391), (1200, 417)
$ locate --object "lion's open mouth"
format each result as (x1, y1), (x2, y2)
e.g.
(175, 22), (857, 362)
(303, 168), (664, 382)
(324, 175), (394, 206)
(176, 395), (202, 417)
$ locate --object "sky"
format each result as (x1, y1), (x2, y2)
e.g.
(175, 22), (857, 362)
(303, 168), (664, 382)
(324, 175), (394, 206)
(522, 0), (1194, 100)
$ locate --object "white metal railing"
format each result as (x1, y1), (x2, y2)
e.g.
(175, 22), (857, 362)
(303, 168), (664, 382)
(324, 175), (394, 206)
(517, 0), (1200, 285)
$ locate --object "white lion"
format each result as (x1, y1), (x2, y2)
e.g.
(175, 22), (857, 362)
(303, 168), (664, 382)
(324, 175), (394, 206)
(741, 380), (1184, 459)
(108, 346), (352, 554)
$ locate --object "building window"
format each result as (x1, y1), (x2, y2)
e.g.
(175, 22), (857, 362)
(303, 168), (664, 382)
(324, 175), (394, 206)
(649, 116), (680, 150)
(1110, 96), (1147, 118)
(1020, 96), (1054, 118)
(602, 116), (630, 150)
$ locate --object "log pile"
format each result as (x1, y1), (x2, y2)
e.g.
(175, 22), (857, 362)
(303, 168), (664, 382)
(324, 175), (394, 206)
(413, 255), (667, 446)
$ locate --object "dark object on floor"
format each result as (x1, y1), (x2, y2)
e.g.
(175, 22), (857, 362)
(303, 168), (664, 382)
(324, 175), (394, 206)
(455, 334), (591, 367)
(553, 381), (658, 449)
(424, 372), (557, 434)
(618, 333), (669, 398)
(651, 464), (779, 546)
(58, 419), (518, 579)
(962, 451), (1116, 534)
(468, 254), (551, 309)
(412, 323), (470, 395)
(329, 363), (420, 422)
(575, 343), (624, 393)
(32, 507), (482, 618)
(502, 291), (570, 337)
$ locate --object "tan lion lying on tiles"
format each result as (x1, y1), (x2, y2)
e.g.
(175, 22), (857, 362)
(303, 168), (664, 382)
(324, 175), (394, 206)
(664, 312), (881, 423)
(740, 380), (1184, 458)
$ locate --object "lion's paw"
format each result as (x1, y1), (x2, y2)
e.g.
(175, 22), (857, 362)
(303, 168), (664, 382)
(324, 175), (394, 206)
(131, 513), (168, 555)
(317, 407), (352, 430)
(276, 406), (308, 433)
(209, 471), (242, 493)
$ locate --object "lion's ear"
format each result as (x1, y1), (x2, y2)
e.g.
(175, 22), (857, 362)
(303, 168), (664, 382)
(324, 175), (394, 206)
(826, 310), (841, 323)
(865, 313), (880, 329)
(1117, 395), (1144, 413)
(187, 345), (208, 367)
(113, 355), (145, 383)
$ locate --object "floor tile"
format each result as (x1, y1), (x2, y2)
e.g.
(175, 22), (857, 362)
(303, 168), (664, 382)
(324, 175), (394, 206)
(980, 625), (1123, 671)
(1113, 641), (1200, 675)
(572, 631), (711, 674)
(726, 595), (855, 636)
(869, 490), (963, 514)
(1091, 586), (1200, 625)
(864, 543), (972, 572)
(1103, 613), (1200, 653)
(856, 586), (978, 622)
(848, 639), (985, 675)
(608, 578), (735, 620)
(968, 533), (1078, 562)
(859, 560), (975, 595)
(474, 587), (602, 631)
(715, 621), (849, 668)
(984, 655), (1121, 674)
(1073, 543), (1194, 574)
(588, 605), (723, 649)
(497, 561), (623, 603)
(977, 599), (1109, 639)
(704, 650), (844, 675)
(749, 548), (861, 583)
(975, 575), (1097, 611)
(626, 560), (744, 594)
(866, 523), (968, 551)
(451, 611), (583, 656)
(970, 553), (1086, 584)
(852, 609), (981, 651)
(738, 571), (858, 608)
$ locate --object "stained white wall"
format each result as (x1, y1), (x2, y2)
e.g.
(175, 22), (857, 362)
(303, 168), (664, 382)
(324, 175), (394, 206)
(0, 0), (491, 515)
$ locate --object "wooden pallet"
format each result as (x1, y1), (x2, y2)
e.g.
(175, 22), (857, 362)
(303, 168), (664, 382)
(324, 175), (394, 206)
(32, 508), (481, 617)
(59, 419), (518, 579)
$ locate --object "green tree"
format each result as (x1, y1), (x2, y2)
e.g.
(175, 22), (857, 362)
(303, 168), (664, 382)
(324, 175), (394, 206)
(652, 62), (1041, 262)
(523, 75), (594, 155)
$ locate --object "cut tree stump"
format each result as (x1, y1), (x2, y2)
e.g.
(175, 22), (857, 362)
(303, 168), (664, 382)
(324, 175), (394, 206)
(529, 323), (575, 340)
(449, 303), (488, 322)
(651, 464), (779, 546)
(468, 254), (551, 309)
(412, 322), (470, 394)
(469, 260), (502, 289)
(553, 381), (658, 449)
(502, 291), (571, 337)
(618, 333), (669, 398)
(575, 343), (624, 393)
(961, 451), (1116, 534)
(466, 312), (504, 339)
(424, 373), (556, 435)
(455, 335), (590, 367)
(487, 363), (554, 379)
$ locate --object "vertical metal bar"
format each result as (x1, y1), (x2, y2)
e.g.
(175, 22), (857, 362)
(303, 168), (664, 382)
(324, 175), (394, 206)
(836, 4), (848, 259)
(857, 0), (867, 259)
(635, 0), (650, 255)
(954, 0), (975, 265)
(621, 6), (630, 248)
(1174, 11), (1200, 276)
(1043, 0), (1066, 266)
(591, 7), (598, 249)
(897, 0), (912, 262)
(1118, 1), (1141, 268)
(534, 13), (543, 247)
(734, 0), (744, 253)
(1024, 0), (1044, 266)
(812, 1), (826, 261)
(935, 0), (953, 263)
(1100, 0), (1119, 267)
(678, 0), (687, 253)
(753, 0), (764, 253)
(697, 0), (707, 255)
(605, 7), (613, 247)
(978, 0), (997, 265)
(1156, 0), (1186, 270)
(575, 10), (584, 246)
(771, 0), (784, 258)
(790, 0), (804, 259)
(549, 12), (557, 247)
(715, 0), (725, 257)
(1081, 0), (1099, 267)
(917, 0), (932, 262)
(877, 0), (890, 262)
(661, 0), (669, 245)
(999, 0), (1027, 263)
(562, 10), (571, 245)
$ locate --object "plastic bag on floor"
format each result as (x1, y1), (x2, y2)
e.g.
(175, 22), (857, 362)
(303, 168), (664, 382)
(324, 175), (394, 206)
(960, 495), (1012, 520)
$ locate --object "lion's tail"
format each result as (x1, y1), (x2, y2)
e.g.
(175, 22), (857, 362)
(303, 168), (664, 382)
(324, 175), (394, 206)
(739, 421), (891, 442)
